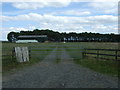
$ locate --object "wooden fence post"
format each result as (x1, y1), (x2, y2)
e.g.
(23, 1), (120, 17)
(85, 49), (86, 57)
(82, 48), (86, 58)
(12, 48), (15, 60)
(97, 49), (99, 60)
(29, 50), (31, 59)
(14, 47), (29, 62)
(115, 50), (118, 61)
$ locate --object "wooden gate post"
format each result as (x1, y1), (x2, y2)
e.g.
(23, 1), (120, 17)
(97, 49), (99, 60)
(82, 48), (86, 58)
(12, 48), (15, 60)
(115, 50), (118, 61)
(14, 47), (29, 62)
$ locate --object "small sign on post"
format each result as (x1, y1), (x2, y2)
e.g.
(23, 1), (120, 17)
(14, 47), (29, 62)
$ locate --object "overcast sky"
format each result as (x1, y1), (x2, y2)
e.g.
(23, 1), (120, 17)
(1, 0), (119, 41)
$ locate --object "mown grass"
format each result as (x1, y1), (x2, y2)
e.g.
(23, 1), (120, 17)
(75, 58), (119, 77)
(63, 42), (119, 77)
(64, 45), (83, 60)
(2, 42), (56, 74)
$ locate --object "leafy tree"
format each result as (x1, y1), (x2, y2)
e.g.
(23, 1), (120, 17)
(7, 29), (120, 42)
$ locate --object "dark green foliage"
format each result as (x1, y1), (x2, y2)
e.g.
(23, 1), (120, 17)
(7, 32), (19, 42)
(7, 29), (120, 42)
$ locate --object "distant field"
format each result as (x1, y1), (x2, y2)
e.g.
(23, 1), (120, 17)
(2, 42), (120, 77)
(65, 42), (119, 59)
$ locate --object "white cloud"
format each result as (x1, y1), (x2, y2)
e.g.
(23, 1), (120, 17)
(92, 0), (119, 2)
(55, 10), (91, 16)
(2, 24), (118, 41)
(1, 27), (29, 40)
(2, 13), (118, 40)
(12, 1), (71, 9)
(89, 2), (118, 14)
(104, 8), (117, 14)
(2, 0), (119, 2)
(2, 13), (117, 24)
(3, 0), (73, 2)
(2, 1), (119, 41)
(9, 27), (28, 31)
(87, 15), (117, 24)
(91, 25), (118, 34)
(90, 2), (117, 9)
(9, 0), (118, 10)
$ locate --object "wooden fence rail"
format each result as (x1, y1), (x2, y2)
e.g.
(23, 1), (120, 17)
(2, 47), (30, 62)
(83, 48), (120, 61)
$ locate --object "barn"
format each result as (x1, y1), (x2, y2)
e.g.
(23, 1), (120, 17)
(15, 35), (47, 43)
(16, 40), (38, 43)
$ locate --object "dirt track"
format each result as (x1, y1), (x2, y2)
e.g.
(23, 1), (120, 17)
(2, 48), (118, 88)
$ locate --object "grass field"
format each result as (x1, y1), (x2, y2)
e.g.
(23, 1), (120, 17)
(2, 42), (56, 73)
(63, 42), (119, 77)
(2, 42), (120, 77)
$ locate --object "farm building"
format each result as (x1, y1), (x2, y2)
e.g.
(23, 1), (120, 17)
(16, 40), (38, 43)
(15, 35), (47, 43)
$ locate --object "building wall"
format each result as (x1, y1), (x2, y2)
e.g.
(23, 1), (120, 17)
(16, 40), (38, 43)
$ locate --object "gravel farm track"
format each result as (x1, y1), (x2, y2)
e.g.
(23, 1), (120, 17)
(2, 47), (119, 88)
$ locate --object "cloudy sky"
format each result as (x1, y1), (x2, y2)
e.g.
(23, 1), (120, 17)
(1, 0), (119, 41)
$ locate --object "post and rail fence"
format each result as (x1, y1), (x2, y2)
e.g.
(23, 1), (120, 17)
(2, 46), (120, 62)
(2, 47), (30, 63)
(82, 48), (120, 61)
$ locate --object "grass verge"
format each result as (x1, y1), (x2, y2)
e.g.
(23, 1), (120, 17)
(63, 42), (119, 77)
(2, 42), (55, 74)
(74, 57), (119, 77)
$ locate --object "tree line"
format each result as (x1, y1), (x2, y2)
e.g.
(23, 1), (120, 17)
(7, 29), (120, 42)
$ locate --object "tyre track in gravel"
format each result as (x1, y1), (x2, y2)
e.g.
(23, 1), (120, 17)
(2, 47), (119, 88)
